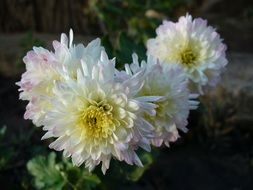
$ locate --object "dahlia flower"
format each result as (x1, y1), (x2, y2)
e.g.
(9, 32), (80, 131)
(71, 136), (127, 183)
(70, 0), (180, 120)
(147, 14), (228, 93)
(122, 54), (198, 147)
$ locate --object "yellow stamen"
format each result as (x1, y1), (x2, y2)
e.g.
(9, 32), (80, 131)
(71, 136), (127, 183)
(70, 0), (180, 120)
(80, 105), (115, 140)
(180, 48), (197, 66)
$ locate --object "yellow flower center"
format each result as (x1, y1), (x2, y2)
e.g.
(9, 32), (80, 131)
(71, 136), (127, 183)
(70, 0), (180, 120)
(80, 104), (115, 140)
(180, 48), (197, 66)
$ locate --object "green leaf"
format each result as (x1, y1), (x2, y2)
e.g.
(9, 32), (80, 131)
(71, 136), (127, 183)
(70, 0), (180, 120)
(27, 152), (101, 190)
(27, 152), (66, 190)
(82, 171), (101, 186)
(75, 172), (101, 190)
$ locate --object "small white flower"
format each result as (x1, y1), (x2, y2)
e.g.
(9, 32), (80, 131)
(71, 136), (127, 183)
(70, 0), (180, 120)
(123, 54), (198, 147)
(147, 14), (228, 93)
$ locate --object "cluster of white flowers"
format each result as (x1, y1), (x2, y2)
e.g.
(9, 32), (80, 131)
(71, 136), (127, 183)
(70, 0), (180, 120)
(17, 14), (227, 173)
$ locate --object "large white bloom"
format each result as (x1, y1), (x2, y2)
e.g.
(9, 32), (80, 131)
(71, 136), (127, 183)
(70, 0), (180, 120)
(38, 46), (160, 174)
(18, 30), (161, 173)
(17, 30), (104, 126)
(147, 14), (228, 93)
(121, 54), (198, 147)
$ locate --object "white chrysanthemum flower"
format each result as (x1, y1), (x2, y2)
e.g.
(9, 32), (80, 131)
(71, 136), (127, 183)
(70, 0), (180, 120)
(17, 30), (104, 126)
(17, 29), (162, 173)
(147, 14), (228, 93)
(122, 54), (198, 147)
(41, 49), (160, 174)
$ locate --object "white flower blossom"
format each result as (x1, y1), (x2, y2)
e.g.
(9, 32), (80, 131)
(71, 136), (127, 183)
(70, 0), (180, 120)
(42, 51), (160, 174)
(122, 54), (198, 147)
(147, 14), (228, 93)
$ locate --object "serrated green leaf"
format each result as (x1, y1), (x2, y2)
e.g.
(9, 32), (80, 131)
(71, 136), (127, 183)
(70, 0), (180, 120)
(27, 152), (66, 190)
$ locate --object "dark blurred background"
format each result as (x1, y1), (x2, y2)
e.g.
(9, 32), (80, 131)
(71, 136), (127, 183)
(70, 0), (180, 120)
(0, 0), (253, 189)
(0, 0), (253, 50)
